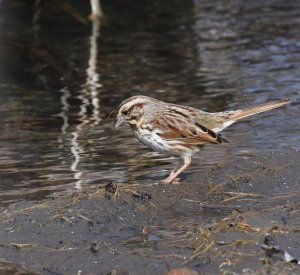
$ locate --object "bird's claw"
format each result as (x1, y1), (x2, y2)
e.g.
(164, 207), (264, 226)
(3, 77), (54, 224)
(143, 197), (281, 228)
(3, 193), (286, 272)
(160, 177), (181, 185)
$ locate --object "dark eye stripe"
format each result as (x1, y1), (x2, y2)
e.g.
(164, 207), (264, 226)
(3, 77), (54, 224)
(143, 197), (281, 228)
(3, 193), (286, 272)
(128, 102), (144, 112)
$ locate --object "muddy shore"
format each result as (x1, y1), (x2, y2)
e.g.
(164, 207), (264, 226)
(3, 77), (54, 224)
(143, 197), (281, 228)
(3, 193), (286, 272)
(0, 150), (299, 274)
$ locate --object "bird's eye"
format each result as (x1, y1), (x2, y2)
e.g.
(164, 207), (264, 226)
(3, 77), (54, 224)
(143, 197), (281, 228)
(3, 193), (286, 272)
(122, 110), (129, 116)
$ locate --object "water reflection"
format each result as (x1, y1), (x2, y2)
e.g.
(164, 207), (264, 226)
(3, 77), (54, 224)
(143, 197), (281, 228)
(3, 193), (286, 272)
(90, 0), (103, 20)
(0, 0), (299, 206)
(59, 15), (102, 189)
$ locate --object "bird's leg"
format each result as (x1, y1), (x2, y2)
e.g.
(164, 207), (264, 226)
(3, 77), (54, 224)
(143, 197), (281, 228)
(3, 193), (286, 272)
(168, 160), (182, 178)
(161, 161), (182, 184)
(161, 156), (191, 184)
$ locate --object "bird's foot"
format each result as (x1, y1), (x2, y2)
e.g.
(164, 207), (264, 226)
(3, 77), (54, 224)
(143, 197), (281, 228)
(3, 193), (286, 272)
(160, 177), (181, 185)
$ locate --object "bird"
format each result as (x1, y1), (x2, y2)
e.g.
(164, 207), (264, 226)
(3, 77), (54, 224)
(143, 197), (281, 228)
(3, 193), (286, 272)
(114, 95), (291, 184)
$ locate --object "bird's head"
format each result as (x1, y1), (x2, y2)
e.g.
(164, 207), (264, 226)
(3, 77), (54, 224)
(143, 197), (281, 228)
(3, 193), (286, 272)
(114, 96), (156, 128)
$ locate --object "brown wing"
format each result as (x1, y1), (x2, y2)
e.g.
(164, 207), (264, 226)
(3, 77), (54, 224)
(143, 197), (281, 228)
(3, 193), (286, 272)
(154, 109), (228, 145)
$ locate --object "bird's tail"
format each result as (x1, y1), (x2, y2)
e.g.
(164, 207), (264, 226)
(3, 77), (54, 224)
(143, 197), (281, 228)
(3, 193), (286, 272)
(211, 99), (291, 132)
(228, 99), (291, 121)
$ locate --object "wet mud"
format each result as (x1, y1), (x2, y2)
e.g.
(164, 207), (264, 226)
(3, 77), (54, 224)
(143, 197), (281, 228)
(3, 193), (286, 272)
(1, 150), (299, 274)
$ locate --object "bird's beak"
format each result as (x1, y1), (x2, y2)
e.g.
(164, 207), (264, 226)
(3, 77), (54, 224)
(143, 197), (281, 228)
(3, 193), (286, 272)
(113, 114), (124, 129)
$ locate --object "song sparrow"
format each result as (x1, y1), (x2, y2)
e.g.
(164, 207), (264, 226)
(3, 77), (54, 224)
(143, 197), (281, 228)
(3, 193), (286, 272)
(114, 96), (290, 184)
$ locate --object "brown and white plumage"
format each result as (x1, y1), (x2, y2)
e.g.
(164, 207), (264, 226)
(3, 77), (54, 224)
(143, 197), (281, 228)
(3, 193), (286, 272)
(114, 95), (291, 184)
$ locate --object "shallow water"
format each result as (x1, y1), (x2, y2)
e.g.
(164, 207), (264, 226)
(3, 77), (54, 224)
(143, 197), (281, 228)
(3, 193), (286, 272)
(0, 0), (299, 206)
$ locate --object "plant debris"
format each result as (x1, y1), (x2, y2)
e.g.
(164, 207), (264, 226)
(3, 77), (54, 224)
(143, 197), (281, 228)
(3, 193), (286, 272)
(0, 151), (299, 274)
